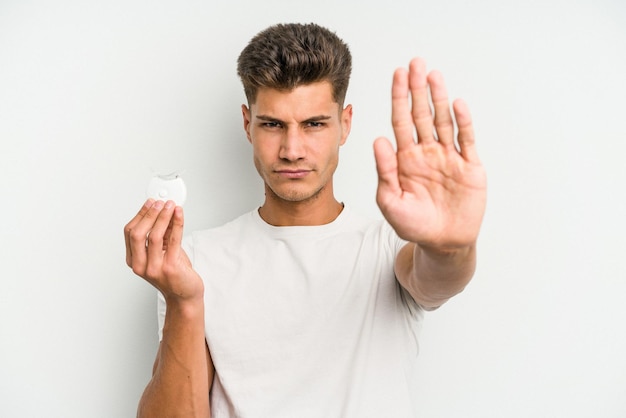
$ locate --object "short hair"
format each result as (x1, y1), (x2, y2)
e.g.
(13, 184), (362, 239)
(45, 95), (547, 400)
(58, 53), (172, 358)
(237, 23), (352, 106)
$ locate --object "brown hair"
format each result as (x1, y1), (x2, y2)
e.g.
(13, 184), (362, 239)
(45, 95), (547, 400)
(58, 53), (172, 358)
(237, 23), (352, 106)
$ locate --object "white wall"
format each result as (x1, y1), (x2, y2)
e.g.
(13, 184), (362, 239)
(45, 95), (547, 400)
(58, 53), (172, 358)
(1, 0), (625, 416)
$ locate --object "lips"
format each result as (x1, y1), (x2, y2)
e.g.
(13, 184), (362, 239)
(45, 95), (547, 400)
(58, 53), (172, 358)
(275, 169), (312, 179)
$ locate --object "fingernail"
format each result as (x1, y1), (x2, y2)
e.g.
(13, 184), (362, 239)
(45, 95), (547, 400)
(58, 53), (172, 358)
(165, 200), (174, 209)
(153, 200), (164, 209)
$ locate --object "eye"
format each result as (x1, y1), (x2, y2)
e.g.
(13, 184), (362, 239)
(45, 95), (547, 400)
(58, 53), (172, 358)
(261, 121), (282, 129)
(306, 121), (325, 128)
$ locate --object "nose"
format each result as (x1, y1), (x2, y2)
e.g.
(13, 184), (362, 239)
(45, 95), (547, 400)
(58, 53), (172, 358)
(279, 128), (306, 161)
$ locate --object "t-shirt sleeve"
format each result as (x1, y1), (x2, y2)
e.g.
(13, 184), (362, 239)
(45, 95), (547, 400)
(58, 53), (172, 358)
(382, 221), (426, 316)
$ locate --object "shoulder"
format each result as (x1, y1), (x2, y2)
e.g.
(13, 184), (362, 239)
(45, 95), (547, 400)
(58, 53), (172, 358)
(348, 210), (404, 248)
(336, 208), (407, 259)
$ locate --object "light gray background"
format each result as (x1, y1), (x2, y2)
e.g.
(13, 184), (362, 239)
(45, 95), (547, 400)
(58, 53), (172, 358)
(1, 0), (625, 417)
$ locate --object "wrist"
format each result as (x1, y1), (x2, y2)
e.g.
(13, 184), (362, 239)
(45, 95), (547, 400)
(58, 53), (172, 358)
(160, 270), (205, 306)
(164, 293), (205, 318)
(418, 242), (476, 259)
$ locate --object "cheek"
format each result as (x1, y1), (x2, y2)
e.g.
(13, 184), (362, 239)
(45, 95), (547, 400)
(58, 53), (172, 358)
(252, 154), (270, 183)
(318, 144), (341, 172)
(252, 148), (268, 171)
(251, 140), (271, 162)
(251, 142), (277, 178)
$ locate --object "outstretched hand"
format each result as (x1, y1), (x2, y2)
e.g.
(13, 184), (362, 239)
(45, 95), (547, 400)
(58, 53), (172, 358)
(374, 58), (487, 250)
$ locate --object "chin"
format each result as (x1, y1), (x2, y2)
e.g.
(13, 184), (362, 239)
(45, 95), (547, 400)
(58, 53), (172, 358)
(269, 184), (324, 203)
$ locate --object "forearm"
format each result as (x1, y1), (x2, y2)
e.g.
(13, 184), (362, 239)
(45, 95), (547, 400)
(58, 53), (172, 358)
(138, 298), (211, 418)
(396, 242), (477, 310)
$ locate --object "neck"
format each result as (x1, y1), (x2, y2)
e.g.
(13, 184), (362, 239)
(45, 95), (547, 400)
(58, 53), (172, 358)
(258, 192), (344, 227)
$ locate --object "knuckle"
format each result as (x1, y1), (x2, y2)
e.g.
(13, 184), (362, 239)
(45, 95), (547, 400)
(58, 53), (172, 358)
(129, 229), (145, 243)
(161, 263), (177, 278)
(131, 264), (145, 277)
(145, 265), (161, 280)
(147, 234), (161, 247)
(123, 218), (136, 232)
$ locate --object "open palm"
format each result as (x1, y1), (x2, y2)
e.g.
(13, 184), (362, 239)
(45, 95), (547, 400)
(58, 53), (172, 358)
(374, 58), (487, 249)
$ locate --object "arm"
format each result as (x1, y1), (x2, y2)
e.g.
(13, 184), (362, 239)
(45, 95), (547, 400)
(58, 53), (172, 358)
(394, 242), (476, 310)
(374, 58), (487, 309)
(124, 199), (213, 417)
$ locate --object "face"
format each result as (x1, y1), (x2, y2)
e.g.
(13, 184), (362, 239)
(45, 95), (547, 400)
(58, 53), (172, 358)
(242, 81), (352, 205)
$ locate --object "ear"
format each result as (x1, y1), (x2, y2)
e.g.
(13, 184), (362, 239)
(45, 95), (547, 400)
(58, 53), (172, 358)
(242, 104), (252, 143)
(339, 104), (353, 146)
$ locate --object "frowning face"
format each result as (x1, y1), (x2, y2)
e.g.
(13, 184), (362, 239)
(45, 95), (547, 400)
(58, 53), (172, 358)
(243, 81), (352, 205)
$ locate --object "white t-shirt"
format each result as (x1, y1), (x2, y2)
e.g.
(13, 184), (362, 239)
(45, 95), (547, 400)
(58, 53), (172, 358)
(158, 206), (424, 418)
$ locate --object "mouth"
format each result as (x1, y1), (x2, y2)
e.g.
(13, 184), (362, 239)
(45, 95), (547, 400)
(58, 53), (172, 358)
(275, 169), (311, 179)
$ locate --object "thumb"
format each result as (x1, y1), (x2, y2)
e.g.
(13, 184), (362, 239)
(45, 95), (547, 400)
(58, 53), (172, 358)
(373, 137), (400, 194)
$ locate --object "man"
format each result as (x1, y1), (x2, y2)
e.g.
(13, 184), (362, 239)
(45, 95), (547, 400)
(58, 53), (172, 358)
(124, 23), (487, 418)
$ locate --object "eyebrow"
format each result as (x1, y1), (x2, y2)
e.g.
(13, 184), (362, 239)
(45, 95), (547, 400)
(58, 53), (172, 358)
(255, 114), (333, 123)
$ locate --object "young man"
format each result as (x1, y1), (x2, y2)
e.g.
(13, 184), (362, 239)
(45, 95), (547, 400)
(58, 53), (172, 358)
(124, 23), (487, 418)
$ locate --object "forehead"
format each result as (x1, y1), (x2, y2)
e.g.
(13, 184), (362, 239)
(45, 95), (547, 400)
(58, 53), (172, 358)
(251, 81), (340, 117)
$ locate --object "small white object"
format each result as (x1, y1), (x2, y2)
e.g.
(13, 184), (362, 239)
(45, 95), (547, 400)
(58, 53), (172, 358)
(146, 173), (187, 206)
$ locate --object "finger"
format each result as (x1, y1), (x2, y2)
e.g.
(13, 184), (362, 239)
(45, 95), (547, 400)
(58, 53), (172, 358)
(163, 205), (185, 267)
(161, 202), (179, 250)
(163, 219), (174, 251)
(145, 200), (177, 270)
(124, 199), (155, 267)
(453, 98), (480, 163)
(128, 199), (165, 275)
(427, 70), (455, 148)
(408, 57), (436, 145)
(373, 137), (401, 199)
(390, 67), (416, 151)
